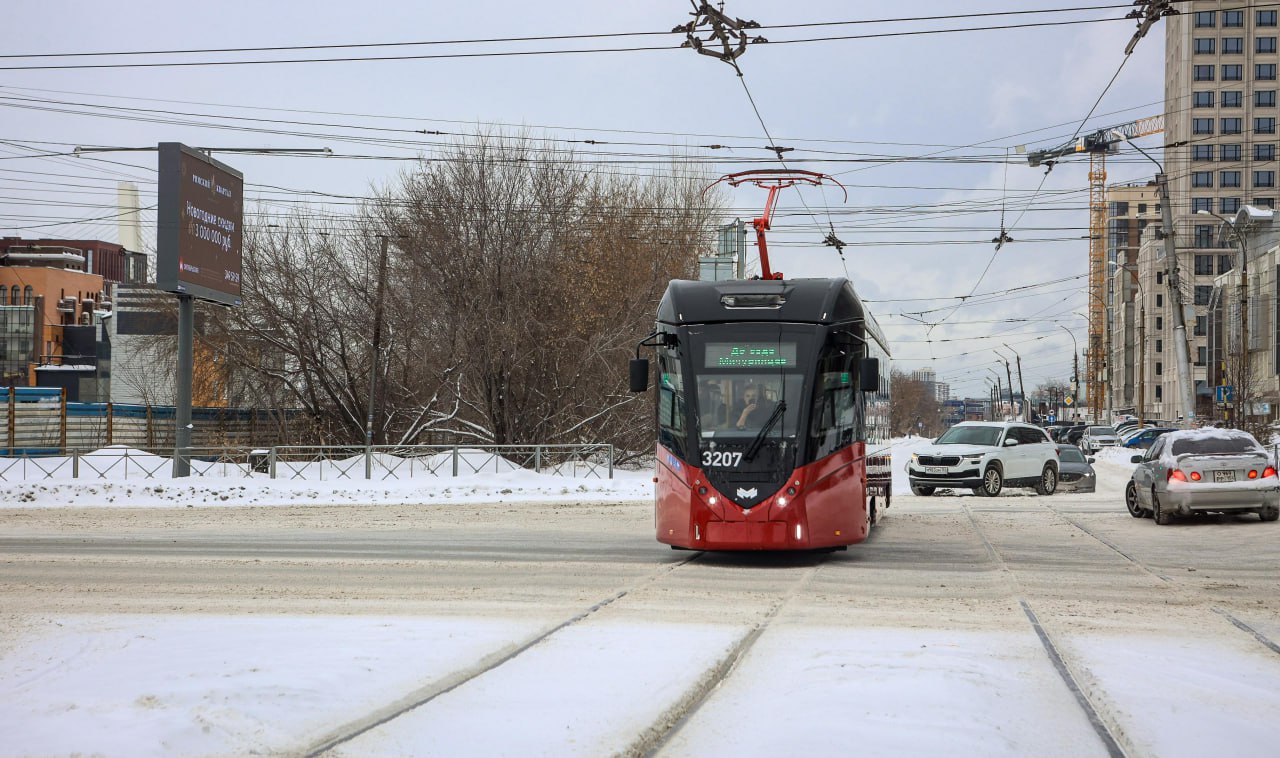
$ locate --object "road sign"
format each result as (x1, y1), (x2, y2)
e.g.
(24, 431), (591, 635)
(1064, 396), (1074, 406)
(1047, 414), (1057, 423)
(1215, 385), (1234, 404)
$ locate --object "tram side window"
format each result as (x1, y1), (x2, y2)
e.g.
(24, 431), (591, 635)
(656, 349), (688, 459)
(809, 348), (859, 460)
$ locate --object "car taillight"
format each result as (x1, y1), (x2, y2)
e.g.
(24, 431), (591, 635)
(1169, 470), (1188, 482)
(1189, 471), (1201, 481)
(1265, 467), (1278, 478)
(1249, 470), (1259, 479)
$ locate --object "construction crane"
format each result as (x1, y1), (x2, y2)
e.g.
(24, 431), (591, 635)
(1025, 115), (1164, 421)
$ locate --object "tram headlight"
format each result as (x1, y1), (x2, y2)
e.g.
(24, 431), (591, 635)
(777, 497), (788, 507)
(708, 496), (718, 506)
(698, 486), (708, 496)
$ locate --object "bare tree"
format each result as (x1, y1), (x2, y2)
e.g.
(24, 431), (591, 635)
(890, 370), (942, 437)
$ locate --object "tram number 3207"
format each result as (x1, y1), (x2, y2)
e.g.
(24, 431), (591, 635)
(701, 450), (743, 468)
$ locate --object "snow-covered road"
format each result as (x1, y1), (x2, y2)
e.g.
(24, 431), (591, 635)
(3, 442), (1280, 756)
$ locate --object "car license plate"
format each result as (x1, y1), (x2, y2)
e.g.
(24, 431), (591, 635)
(925, 466), (948, 474)
(1213, 470), (1236, 483)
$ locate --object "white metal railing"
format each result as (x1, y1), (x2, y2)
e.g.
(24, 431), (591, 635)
(0, 443), (614, 482)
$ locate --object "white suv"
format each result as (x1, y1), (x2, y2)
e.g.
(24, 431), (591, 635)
(907, 421), (1060, 497)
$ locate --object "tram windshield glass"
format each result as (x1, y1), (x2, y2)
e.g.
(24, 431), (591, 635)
(686, 326), (813, 462)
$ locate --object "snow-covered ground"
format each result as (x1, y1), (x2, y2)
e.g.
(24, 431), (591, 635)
(3, 438), (1279, 756)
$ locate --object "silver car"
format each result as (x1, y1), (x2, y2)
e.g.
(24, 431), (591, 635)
(1125, 429), (1280, 525)
(1080, 425), (1119, 454)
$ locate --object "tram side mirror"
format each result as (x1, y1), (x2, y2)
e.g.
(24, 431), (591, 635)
(629, 358), (650, 393)
(858, 357), (880, 393)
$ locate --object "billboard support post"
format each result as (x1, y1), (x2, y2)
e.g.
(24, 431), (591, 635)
(174, 294), (194, 477)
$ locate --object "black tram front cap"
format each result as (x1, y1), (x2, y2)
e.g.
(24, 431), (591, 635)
(657, 278), (868, 326)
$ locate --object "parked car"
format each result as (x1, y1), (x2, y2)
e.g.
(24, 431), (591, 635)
(1057, 445), (1097, 493)
(1080, 425), (1119, 454)
(1121, 427), (1176, 450)
(907, 420), (1060, 497)
(1124, 429), (1280, 524)
(1062, 424), (1088, 446)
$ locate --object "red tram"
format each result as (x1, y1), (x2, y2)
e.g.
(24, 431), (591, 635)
(630, 277), (892, 550)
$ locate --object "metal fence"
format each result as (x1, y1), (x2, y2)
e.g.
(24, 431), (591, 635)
(0, 443), (614, 482)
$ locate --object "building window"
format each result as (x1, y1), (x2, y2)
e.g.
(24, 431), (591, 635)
(1222, 143), (1243, 161)
(1256, 117), (1276, 134)
(1258, 90), (1277, 107)
(1225, 10), (1244, 27)
(1193, 197), (1214, 213)
(1220, 255), (1234, 273)
(1156, 362), (1164, 376)
(8, 286), (16, 305)
(1194, 64), (1215, 81)
(1194, 171), (1214, 188)
(1198, 346), (1208, 365)
(22, 286), (32, 306)
(1256, 170), (1276, 187)
(1156, 339), (1163, 353)
(1195, 316), (1208, 336)
(1138, 203), (1147, 214)
(1222, 197), (1242, 214)
(1223, 90), (1244, 107)
(1156, 293), (1165, 307)
(1156, 271), (1164, 284)
(1225, 64), (1245, 80)
(1195, 224), (1215, 246)
(1155, 386), (1163, 401)
(1262, 10), (1279, 27)
(1109, 201), (1129, 216)
(1225, 37), (1245, 54)
(1222, 117), (1242, 134)
(1195, 255), (1214, 275)
(1196, 38), (1216, 54)
(1255, 197), (1276, 208)
(1257, 63), (1277, 80)
(1259, 37), (1278, 54)
(1221, 170), (1241, 187)
(0, 288), (6, 306)
(1196, 10), (1216, 27)
(1256, 143), (1276, 160)
(1195, 286), (1212, 305)
(1194, 90), (1215, 107)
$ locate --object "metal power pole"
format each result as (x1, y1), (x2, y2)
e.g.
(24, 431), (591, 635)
(365, 234), (390, 472)
(1157, 172), (1197, 424)
(173, 294), (193, 477)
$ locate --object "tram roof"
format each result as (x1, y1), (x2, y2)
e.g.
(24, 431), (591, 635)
(658, 277), (888, 351)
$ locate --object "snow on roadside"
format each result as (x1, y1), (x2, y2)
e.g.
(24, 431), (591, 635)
(0, 615), (545, 758)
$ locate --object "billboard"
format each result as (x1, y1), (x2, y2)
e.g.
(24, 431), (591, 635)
(156, 143), (243, 306)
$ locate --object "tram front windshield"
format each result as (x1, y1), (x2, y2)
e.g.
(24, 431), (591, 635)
(688, 327), (810, 461)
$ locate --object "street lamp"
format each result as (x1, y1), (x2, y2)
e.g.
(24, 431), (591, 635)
(987, 368), (1004, 420)
(1197, 208), (1248, 426)
(1058, 324), (1079, 420)
(1109, 260), (1146, 428)
(1002, 343), (1027, 422)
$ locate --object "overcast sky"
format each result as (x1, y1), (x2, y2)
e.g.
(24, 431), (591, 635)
(0, 1), (1166, 400)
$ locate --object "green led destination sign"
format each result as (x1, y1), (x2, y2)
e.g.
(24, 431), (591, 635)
(704, 342), (798, 368)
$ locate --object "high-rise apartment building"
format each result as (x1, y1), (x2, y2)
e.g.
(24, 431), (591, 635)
(1152, 1), (1280, 419)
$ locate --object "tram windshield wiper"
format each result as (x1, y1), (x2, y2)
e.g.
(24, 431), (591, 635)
(744, 401), (786, 462)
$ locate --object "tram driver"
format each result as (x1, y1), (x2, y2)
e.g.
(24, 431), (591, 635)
(733, 383), (779, 431)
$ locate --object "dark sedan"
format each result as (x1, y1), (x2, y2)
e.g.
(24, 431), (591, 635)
(1057, 445), (1096, 492)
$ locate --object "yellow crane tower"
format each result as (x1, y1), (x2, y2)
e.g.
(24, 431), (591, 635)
(1026, 115), (1164, 421)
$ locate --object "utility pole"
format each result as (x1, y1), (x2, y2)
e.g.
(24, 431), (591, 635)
(1156, 175), (1196, 425)
(996, 353), (1015, 421)
(1008, 346), (1027, 424)
(365, 234), (391, 476)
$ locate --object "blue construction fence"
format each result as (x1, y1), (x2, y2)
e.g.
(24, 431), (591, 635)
(2, 387), (299, 455)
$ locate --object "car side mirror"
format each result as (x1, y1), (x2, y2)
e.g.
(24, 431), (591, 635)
(1088, 457), (1096, 464)
(629, 358), (650, 393)
(1004, 438), (1018, 447)
(858, 357), (879, 392)
(1130, 455), (1142, 464)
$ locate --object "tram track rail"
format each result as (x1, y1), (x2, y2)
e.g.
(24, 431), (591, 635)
(960, 502), (1128, 758)
(303, 550), (828, 757)
(303, 551), (707, 757)
(1041, 501), (1280, 658)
